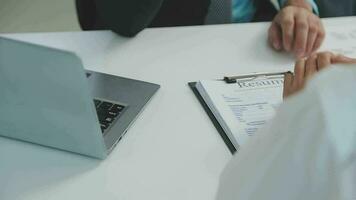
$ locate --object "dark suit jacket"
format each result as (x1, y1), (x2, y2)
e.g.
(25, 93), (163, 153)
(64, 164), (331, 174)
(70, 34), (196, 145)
(316, 0), (356, 17)
(76, 0), (276, 37)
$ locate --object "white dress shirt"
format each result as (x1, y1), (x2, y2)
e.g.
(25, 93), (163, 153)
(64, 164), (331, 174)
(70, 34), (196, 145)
(216, 65), (356, 200)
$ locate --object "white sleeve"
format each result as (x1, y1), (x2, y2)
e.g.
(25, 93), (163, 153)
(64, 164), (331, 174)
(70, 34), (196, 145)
(216, 66), (356, 200)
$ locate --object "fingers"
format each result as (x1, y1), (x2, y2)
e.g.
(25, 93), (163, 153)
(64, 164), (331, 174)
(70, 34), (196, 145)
(283, 60), (306, 99)
(280, 12), (295, 52)
(268, 22), (282, 50)
(317, 51), (333, 70)
(305, 17), (319, 56)
(305, 53), (318, 79)
(283, 52), (356, 99)
(315, 52), (356, 71)
(332, 54), (356, 64)
(312, 23), (325, 52)
(293, 59), (306, 89)
(283, 72), (294, 99)
(293, 14), (309, 58)
(305, 30), (317, 56)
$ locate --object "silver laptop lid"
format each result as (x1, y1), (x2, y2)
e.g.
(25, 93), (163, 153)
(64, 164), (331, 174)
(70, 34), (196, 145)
(0, 37), (107, 159)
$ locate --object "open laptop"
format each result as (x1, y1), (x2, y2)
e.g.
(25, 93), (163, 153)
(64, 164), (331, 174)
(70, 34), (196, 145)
(0, 37), (160, 159)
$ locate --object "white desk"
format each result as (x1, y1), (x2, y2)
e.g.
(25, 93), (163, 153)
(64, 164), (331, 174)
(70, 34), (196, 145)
(1, 17), (355, 200)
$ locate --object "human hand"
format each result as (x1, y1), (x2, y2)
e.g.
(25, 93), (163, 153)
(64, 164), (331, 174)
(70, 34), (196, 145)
(268, 1), (325, 58)
(283, 52), (356, 98)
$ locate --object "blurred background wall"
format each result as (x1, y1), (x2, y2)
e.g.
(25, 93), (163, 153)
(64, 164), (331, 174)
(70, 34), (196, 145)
(0, 0), (80, 33)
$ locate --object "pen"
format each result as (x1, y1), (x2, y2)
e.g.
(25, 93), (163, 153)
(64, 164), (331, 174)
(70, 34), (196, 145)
(223, 71), (291, 84)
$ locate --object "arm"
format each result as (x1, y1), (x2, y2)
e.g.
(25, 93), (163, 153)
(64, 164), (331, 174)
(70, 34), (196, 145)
(95, 0), (164, 37)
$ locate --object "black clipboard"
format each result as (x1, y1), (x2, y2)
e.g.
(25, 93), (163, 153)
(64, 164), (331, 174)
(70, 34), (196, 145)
(189, 71), (288, 154)
(189, 82), (237, 153)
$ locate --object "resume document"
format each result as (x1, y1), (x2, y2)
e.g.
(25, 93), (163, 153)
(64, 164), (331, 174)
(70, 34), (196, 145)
(196, 74), (284, 149)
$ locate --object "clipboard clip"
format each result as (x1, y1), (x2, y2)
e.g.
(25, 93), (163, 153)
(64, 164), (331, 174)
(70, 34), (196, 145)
(223, 71), (291, 84)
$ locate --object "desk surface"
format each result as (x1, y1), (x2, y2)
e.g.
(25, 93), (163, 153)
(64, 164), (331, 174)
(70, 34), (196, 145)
(1, 16), (355, 200)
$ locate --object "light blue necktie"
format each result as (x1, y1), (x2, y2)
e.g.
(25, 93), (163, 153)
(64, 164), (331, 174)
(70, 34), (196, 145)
(232, 0), (256, 23)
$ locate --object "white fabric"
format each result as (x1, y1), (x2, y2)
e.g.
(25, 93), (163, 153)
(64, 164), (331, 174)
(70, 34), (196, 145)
(216, 65), (356, 200)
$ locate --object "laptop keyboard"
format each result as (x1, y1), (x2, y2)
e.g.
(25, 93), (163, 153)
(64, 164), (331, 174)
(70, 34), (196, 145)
(94, 99), (125, 134)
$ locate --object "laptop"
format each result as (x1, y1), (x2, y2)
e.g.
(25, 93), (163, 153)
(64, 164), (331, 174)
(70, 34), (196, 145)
(0, 37), (160, 159)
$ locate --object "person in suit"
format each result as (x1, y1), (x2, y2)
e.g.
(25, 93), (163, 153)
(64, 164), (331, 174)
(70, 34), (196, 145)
(76, 0), (325, 58)
(316, 0), (356, 18)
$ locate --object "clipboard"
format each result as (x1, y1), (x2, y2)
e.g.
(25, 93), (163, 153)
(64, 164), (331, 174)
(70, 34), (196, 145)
(189, 71), (288, 154)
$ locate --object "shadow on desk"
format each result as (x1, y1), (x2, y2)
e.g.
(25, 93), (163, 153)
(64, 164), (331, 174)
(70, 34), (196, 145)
(0, 137), (100, 199)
